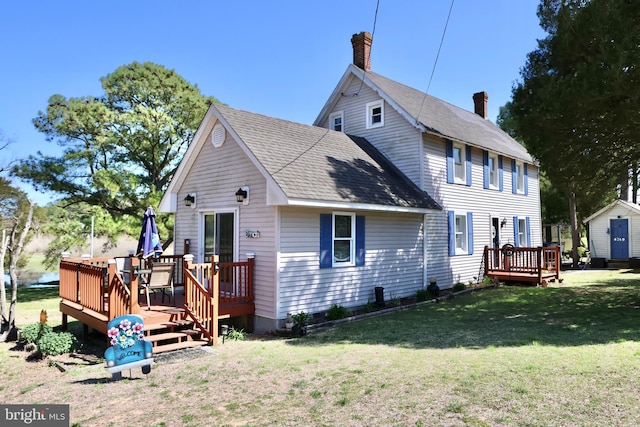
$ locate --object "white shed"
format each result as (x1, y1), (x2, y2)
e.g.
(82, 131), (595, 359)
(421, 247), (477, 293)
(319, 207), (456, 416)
(583, 199), (640, 262)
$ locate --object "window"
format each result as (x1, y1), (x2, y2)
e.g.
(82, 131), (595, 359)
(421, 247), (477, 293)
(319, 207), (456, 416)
(366, 100), (384, 129)
(513, 216), (531, 247)
(320, 213), (365, 268)
(329, 111), (344, 132)
(512, 160), (528, 195)
(483, 151), (501, 190)
(446, 140), (472, 186)
(448, 211), (474, 256)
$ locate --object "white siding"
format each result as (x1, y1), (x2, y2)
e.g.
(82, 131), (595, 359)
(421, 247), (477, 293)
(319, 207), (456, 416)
(588, 203), (640, 260)
(174, 122), (277, 321)
(325, 77), (423, 186)
(423, 134), (542, 287)
(278, 207), (424, 319)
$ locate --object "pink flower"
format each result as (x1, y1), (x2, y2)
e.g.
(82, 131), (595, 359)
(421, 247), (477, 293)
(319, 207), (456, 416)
(108, 327), (119, 338)
(132, 323), (143, 334)
(119, 319), (131, 330)
(137, 333), (145, 340)
(110, 338), (118, 346)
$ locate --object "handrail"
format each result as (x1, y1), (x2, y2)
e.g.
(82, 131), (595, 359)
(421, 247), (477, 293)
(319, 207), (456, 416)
(182, 268), (215, 344)
(107, 262), (131, 318)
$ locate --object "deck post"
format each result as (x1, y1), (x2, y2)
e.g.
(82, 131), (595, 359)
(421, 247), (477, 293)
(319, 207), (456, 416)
(129, 257), (141, 314)
(212, 255), (220, 346)
(483, 246), (489, 278)
(537, 247), (543, 285)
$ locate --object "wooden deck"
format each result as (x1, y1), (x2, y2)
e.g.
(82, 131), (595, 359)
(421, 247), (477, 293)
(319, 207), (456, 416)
(484, 245), (561, 287)
(58, 255), (255, 349)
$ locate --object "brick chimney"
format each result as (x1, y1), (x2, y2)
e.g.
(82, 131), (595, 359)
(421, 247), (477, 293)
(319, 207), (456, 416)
(473, 91), (489, 119)
(351, 32), (372, 71)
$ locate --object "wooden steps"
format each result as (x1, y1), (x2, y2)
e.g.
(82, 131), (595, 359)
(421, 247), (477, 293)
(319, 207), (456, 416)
(144, 315), (210, 354)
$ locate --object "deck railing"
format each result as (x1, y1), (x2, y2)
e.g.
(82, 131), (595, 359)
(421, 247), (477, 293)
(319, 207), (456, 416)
(59, 254), (254, 338)
(484, 245), (561, 283)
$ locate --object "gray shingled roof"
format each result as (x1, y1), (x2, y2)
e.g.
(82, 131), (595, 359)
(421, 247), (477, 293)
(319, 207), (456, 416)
(363, 69), (534, 163)
(215, 104), (440, 210)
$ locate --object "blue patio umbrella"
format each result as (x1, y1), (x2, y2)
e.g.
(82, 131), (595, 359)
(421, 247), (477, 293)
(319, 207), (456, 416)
(136, 207), (163, 259)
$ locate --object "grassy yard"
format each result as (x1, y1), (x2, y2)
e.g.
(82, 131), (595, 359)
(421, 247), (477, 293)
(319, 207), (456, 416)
(1, 269), (639, 426)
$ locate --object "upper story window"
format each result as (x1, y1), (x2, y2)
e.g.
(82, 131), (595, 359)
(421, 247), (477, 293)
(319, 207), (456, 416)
(512, 160), (528, 195)
(483, 151), (503, 191)
(446, 140), (472, 186)
(329, 111), (344, 132)
(366, 100), (384, 129)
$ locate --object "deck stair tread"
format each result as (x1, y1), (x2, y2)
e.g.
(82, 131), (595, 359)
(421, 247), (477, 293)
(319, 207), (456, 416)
(144, 322), (181, 332)
(153, 339), (209, 354)
(147, 332), (193, 343)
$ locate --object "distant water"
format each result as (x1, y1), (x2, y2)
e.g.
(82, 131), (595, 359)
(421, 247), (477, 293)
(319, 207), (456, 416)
(3, 271), (60, 288)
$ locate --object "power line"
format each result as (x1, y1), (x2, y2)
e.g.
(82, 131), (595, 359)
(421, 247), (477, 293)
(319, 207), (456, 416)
(353, 0), (381, 97)
(415, 0), (456, 125)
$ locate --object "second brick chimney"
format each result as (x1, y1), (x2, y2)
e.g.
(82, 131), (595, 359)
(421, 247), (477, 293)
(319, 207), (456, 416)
(351, 31), (372, 71)
(473, 91), (489, 119)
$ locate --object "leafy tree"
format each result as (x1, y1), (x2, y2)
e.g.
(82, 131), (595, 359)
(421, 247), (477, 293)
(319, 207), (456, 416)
(12, 62), (217, 254)
(508, 0), (639, 266)
(0, 177), (35, 342)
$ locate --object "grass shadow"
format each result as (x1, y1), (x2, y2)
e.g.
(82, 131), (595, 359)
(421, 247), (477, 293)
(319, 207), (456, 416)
(13, 286), (60, 303)
(292, 281), (640, 350)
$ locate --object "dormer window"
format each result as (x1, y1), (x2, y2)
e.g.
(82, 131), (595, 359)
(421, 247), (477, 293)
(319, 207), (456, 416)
(329, 111), (344, 132)
(366, 100), (384, 129)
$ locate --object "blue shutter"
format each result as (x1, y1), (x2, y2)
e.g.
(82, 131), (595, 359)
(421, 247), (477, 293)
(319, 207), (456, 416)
(355, 216), (365, 266)
(513, 216), (520, 246)
(448, 211), (455, 256)
(512, 159), (517, 194)
(524, 164), (529, 195)
(446, 140), (454, 184)
(483, 151), (489, 189)
(526, 216), (531, 246)
(498, 155), (504, 192)
(466, 145), (472, 186)
(467, 212), (474, 255)
(320, 214), (332, 268)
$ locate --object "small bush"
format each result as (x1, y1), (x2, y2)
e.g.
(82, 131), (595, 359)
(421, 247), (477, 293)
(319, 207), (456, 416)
(20, 323), (52, 344)
(416, 289), (430, 302)
(481, 276), (492, 285)
(363, 300), (376, 313)
(37, 331), (78, 356)
(326, 304), (348, 321)
(227, 327), (247, 341)
(452, 282), (466, 292)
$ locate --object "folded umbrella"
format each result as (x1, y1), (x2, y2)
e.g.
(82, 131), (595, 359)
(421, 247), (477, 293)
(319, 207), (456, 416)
(136, 207), (163, 259)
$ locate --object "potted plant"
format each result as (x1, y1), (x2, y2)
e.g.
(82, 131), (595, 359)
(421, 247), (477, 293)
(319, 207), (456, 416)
(291, 311), (310, 336)
(285, 313), (294, 331)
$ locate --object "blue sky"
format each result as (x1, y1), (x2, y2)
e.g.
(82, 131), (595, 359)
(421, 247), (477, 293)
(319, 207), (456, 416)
(0, 0), (545, 205)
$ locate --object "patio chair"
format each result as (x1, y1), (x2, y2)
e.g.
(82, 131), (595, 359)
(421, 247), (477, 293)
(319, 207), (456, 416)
(115, 257), (133, 285)
(142, 262), (175, 310)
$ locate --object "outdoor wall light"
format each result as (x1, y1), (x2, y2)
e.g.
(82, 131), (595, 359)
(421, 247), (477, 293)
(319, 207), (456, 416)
(184, 193), (196, 208)
(500, 217), (508, 228)
(235, 187), (249, 205)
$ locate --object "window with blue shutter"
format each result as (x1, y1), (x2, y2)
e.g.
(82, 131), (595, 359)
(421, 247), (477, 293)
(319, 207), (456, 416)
(446, 140), (454, 184)
(524, 164), (529, 195)
(465, 145), (472, 187)
(498, 155), (504, 192)
(320, 213), (365, 268)
(512, 159), (517, 194)
(448, 210), (473, 256)
(483, 151), (489, 189)
(513, 216), (520, 246)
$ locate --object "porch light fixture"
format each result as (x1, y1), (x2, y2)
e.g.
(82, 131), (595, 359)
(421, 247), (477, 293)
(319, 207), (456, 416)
(500, 217), (508, 229)
(184, 193), (196, 208)
(235, 187), (249, 205)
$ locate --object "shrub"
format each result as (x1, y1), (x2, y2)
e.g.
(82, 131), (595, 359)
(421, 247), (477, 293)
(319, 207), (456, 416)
(326, 304), (348, 321)
(416, 289), (430, 302)
(37, 331), (78, 356)
(227, 327), (247, 341)
(363, 300), (376, 313)
(452, 282), (466, 292)
(20, 322), (52, 344)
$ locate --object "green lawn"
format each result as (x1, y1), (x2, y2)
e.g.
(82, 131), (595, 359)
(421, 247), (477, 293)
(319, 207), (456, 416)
(4, 269), (640, 426)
